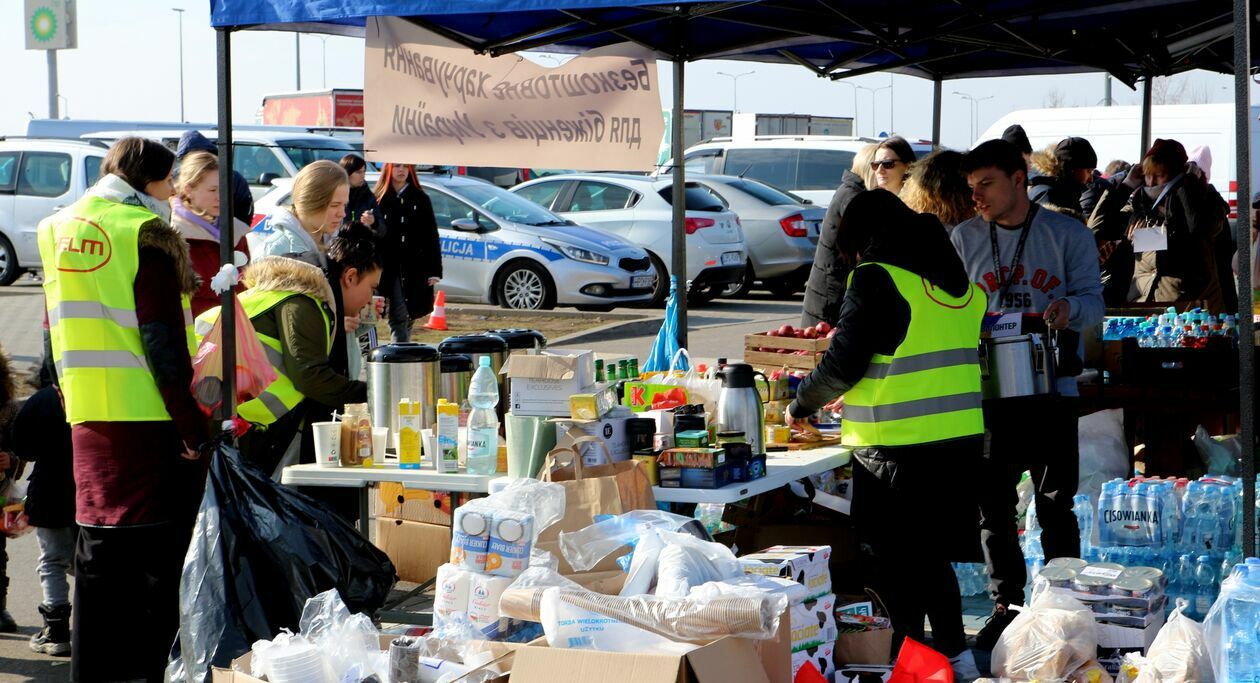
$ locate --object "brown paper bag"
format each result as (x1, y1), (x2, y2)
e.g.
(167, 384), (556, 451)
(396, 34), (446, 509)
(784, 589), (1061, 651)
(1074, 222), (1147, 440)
(536, 431), (656, 573)
(835, 589), (893, 666)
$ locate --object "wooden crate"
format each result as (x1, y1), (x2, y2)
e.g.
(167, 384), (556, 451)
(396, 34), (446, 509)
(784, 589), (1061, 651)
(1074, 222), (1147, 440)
(744, 333), (830, 372)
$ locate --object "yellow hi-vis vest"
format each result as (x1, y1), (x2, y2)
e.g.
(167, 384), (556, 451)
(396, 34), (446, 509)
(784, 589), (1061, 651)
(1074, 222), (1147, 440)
(37, 195), (196, 424)
(840, 262), (987, 448)
(195, 288), (332, 427)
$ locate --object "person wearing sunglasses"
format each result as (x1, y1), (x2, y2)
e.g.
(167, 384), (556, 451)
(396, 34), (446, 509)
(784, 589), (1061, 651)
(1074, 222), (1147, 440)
(871, 136), (917, 195)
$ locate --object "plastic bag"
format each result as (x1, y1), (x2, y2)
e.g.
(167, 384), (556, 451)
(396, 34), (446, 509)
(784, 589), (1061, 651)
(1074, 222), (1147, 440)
(191, 295), (277, 416)
(1078, 409), (1129, 504)
(1116, 653), (1147, 683)
(887, 638), (952, 683)
(464, 478), (565, 543)
(558, 509), (702, 573)
(653, 530), (742, 598)
(1193, 425), (1242, 477)
(992, 588), (1097, 682)
(690, 574), (809, 606)
(1069, 660), (1114, 683)
(1133, 599), (1213, 683)
(655, 349), (721, 413)
(167, 443), (396, 683)
(298, 589), (386, 681)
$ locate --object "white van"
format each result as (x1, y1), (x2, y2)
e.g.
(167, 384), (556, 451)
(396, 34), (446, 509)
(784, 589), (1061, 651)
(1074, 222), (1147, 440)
(660, 135), (933, 206)
(977, 104), (1260, 218)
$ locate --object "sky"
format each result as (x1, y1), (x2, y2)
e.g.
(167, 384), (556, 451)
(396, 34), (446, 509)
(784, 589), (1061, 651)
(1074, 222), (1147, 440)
(1, 1), (1253, 151)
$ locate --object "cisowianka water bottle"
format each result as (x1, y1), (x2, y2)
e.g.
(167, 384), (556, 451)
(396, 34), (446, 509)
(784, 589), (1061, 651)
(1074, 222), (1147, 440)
(1073, 494), (1094, 555)
(1194, 554), (1219, 620)
(465, 356), (500, 475)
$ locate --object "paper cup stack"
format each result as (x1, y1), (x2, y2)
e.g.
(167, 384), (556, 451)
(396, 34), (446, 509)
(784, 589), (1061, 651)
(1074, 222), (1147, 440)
(265, 640), (332, 683)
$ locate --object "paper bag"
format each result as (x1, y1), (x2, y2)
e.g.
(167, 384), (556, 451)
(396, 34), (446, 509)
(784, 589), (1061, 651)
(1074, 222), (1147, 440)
(836, 589), (893, 666)
(537, 432), (656, 573)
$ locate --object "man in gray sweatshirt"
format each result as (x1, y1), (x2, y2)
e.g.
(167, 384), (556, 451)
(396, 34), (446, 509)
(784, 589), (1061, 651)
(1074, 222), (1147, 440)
(950, 140), (1104, 649)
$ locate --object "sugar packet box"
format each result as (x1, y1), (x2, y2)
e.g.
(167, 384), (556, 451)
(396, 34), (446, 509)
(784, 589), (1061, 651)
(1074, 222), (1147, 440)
(739, 545), (832, 601)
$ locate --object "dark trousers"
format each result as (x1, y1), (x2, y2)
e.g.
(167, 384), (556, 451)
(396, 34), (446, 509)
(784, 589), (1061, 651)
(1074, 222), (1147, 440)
(386, 273), (412, 343)
(979, 396), (1081, 606)
(72, 522), (190, 682)
(852, 436), (983, 658)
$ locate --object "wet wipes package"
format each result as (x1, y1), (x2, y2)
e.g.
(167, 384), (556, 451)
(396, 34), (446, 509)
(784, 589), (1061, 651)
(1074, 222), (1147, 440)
(791, 593), (838, 652)
(451, 507), (491, 571)
(486, 510), (534, 578)
(739, 545), (833, 601)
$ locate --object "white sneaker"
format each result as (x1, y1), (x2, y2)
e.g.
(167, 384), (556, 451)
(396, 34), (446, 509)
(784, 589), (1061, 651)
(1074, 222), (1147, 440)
(949, 649), (981, 683)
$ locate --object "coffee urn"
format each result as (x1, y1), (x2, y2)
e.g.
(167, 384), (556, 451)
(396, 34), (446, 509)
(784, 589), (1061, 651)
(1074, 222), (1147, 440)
(439, 353), (473, 407)
(367, 343), (440, 435)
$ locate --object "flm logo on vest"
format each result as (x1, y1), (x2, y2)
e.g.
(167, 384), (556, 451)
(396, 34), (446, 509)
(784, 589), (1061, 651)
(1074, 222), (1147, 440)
(56, 218), (113, 273)
(920, 277), (975, 310)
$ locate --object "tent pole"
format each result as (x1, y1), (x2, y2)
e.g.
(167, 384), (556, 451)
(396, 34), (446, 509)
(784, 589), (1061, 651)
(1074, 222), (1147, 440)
(216, 28), (237, 419)
(1140, 76), (1153, 161)
(671, 58), (688, 349)
(1232, 0), (1255, 557)
(931, 76), (942, 149)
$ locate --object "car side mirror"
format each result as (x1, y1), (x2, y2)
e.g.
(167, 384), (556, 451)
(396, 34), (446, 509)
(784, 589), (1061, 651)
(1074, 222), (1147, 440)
(258, 172), (280, 186)
(451, 218), (480, 232)
(802, 198), (814, 205)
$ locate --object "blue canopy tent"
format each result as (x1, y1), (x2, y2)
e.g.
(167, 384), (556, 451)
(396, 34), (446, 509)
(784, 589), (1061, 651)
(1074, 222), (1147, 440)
(209, 0), (1258, 554)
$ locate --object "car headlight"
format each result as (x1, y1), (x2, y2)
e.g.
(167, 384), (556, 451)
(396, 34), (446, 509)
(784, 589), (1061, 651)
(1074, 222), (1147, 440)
(543, 240), (609, 265)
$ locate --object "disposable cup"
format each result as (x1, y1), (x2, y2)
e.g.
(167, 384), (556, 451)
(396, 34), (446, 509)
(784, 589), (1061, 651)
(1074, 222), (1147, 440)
(312, 421), (341, 467)
(373, 427), (390, 462)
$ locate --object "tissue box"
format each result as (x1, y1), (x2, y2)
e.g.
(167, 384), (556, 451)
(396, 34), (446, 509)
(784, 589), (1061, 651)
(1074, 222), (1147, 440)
(740, 546), (833, 601)
(504, 349), (597, 416)
(790, 593), (837, 652)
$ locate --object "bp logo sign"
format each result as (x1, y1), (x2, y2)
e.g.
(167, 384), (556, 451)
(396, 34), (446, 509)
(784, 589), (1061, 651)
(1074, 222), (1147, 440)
(30, 6), (57, 43)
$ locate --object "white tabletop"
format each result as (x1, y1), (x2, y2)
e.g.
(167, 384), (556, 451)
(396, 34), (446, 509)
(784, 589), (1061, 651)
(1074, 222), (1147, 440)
(280, 462), (496, 493)
(651, 446), (851, 505)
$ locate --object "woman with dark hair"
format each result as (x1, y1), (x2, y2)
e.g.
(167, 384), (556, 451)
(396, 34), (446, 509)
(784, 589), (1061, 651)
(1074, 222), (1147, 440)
(37, 136), (209, 681)
(871, 136), (917, 195)
(339, 154), (380, 233)
(374, 163), (442, 342)
(786, 190), (985, 682)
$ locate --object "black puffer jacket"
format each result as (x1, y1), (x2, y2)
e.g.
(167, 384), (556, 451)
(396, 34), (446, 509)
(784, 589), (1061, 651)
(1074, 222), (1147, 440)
(802, 170), (866, 327)
(376, 183), (443, 315)
(790, 190), (972, 418)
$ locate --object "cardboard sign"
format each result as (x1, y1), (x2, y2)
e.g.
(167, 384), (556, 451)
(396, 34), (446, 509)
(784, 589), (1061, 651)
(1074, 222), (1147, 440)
(365, 17), (666, 171)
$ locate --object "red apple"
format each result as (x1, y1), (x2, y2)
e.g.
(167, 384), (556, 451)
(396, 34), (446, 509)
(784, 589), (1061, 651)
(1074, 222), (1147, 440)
(816, 321), (832, 335)
(803, 327), (819, 339)
(778, 325), (795, 337)
(766, 329), (781, 337)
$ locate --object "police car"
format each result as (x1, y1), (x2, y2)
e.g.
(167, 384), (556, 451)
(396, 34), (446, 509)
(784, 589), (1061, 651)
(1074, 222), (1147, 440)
(252, 174), (656, 311)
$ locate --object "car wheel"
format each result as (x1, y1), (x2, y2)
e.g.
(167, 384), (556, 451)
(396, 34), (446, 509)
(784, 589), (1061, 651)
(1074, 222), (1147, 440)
(646, 253), (669, 308)
(0, 234), (22, 287)
(496, 260), (555, 310)
(722, 262), (755, 298)
(765, 274), (805, 298)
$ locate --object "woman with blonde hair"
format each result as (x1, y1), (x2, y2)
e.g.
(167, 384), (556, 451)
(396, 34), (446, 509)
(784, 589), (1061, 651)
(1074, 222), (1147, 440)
(901, 150), (976, 230)
(248, 159), (349, 265)
(172, 150), (251, 315)
(802, 144), (878, 327)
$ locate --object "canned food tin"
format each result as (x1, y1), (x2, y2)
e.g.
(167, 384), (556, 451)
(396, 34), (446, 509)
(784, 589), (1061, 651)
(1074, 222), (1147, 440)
(1073, 575), (1112, 595)
(716, 430), (746, 445)
(653, 433), (674, 451)
(1121, 566), (1165, 586)
(1110, 576), (1157, 599)
(1045, 557), (1088, 573)
(1088, 562), (1126, 574)
(1038, 566), (1077, 588)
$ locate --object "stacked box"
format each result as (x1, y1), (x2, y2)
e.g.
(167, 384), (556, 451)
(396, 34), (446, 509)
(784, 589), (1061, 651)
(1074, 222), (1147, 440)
(740, 545), (833, 600)
(742, 545), (836, 677)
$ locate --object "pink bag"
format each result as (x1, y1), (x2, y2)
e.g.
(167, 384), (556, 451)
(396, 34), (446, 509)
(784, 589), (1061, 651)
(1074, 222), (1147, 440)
(192, 297), (277, 416)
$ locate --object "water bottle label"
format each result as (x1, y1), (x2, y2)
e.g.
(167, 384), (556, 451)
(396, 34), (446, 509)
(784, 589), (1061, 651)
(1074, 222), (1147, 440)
(468, 428), (496, 457)
(1099, 492), (1165, 547)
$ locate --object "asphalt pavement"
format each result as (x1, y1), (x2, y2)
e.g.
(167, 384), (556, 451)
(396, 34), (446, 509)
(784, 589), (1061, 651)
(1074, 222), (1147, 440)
(0, 279), (804, 681)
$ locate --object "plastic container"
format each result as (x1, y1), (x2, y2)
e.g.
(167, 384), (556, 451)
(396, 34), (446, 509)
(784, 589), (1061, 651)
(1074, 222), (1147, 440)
(1110, 576), (1157, 599)
(466, 356), (500, 476)
(1073, 575), (1112, 595)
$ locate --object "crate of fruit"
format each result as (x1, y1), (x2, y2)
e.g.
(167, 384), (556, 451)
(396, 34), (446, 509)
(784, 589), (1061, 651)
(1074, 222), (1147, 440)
(744, 323), (834, 372)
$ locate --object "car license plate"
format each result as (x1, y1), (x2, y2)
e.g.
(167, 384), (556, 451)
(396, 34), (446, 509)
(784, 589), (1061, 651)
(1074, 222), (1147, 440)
(632, 275), (654, 288)
(721, 252), (742, 266)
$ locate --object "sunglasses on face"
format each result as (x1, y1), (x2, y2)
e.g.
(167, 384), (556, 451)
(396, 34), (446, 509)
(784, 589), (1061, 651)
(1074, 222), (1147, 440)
(870, 160), (901, 170)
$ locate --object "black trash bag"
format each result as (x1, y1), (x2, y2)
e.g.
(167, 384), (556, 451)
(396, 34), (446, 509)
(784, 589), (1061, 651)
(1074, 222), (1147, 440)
(167, 442), (396, 682)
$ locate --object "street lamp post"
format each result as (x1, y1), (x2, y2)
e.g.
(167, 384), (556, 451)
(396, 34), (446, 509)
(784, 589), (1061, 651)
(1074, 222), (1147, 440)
(834, 81), (859, 135)
(315, 35), (330, 88)
(715, 70), (755, 113)
(855, 83), (892, 137)
(953, 91), (994, 143)
(172, 8), (185, 122)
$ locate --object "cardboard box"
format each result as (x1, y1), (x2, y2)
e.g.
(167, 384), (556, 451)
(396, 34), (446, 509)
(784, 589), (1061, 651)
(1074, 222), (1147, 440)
(375, 518), (450, 584)
(659, 461), (736, 489)
(792, 641), (836, 680)
(790, 593), (837, 652)
(504, 349), (594, 389)
(511, 381), (614, 418)
(372, 482), (453, 525)
(740, 546), (833, 601)
(659, 447), (726, 469)
(213, 636), (515, 682)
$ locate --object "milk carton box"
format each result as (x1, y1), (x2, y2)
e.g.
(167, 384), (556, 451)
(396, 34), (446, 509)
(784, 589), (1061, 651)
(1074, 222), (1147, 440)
(739, 545), (832, 601)
(486, 510), (533, 578)
(450, 507), (490, 571)
(790, 593), (838, 652)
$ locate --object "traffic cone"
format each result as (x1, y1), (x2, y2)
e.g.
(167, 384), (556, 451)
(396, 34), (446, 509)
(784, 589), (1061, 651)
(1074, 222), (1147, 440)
(425, 290), (447, 330)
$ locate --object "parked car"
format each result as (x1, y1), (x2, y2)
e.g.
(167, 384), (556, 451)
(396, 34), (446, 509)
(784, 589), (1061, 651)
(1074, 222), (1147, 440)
(510, 173), (747, 305)
(251, 175), (656, 311)
(0, 138), (109, 285)
(689, 175), (824, 297)
(660, 135), (932, 206)
(81, 129), (357, 200)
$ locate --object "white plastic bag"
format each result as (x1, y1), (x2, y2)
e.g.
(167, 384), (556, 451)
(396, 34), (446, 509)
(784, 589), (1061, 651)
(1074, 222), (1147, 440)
(992, 587), (1098, 682)
(539, 586), (697, 655)
(653, 531), (742, 598)
(1078, 409), (1129, 503)
(655, 349), (721, 413)
(464, 478), (566, 543)
(296, 589), (386, 682)
(1134, 599), (1213, 683)
(621, 525), (666, 596)
(558, 509), (696, 572)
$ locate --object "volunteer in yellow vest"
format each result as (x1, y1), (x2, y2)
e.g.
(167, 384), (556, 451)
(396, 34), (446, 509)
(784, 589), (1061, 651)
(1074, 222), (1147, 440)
(198, 224), (377, 475)
(36, 137), (209, 682)
(785, 190), (985, 680)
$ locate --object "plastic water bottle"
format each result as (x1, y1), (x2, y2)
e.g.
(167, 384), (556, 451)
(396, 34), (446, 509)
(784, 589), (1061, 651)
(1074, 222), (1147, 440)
(1222, 560), (1260, 681)
(1073, 494), (1093, 554)
(465, 356), (500, 475)
(1194, 554), (1219, 620)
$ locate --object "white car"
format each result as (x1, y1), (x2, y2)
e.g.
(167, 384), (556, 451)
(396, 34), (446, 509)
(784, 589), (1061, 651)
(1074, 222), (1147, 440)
(663, 135), (934, 206)
(251, 175), (656, 311)
(0, 138), (108, 285)
(510, 173), (747, 305)
(81, 129), (357, 200)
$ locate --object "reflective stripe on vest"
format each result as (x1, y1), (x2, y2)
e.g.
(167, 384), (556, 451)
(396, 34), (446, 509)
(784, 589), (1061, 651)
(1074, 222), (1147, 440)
(38, 195), (194, 424)
(195, 288), (332, 426)
(840, 262), (986, 448)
